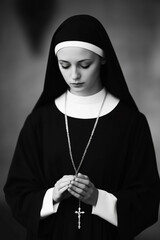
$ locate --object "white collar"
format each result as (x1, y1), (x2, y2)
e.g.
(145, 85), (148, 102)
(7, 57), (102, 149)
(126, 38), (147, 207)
(55, 88), (120, 119)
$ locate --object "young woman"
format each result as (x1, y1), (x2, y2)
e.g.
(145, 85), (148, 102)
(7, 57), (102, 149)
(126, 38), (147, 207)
(4, 14), (160, 240)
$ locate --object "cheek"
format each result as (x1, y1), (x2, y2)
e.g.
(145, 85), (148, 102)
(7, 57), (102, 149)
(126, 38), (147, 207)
(87, 65), (100, 79)
(59, 69), (69, 82)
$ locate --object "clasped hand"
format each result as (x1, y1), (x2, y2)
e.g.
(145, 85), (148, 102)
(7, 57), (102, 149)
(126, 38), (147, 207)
(53, 173), (98, 206)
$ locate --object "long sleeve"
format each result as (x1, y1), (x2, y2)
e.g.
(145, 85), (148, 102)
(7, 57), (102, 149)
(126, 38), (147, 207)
(40, 188), (118, 225)
(40, 188), (60, 218)
(92, 189), (118, 226)
(3, 114), (47, 235)
(114, 114), (160, 240)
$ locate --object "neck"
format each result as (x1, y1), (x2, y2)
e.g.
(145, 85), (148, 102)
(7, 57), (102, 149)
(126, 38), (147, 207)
(55, 88), (120, 119)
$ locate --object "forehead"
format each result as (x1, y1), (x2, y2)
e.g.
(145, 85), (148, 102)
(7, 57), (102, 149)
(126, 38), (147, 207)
(57, 47), (97, 60)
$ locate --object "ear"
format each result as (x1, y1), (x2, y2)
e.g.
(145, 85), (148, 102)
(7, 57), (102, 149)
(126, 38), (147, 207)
(101, 57), (106, 65)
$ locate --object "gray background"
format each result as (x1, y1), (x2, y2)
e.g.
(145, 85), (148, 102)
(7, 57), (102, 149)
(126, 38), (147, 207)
(0, 0), (160, 239)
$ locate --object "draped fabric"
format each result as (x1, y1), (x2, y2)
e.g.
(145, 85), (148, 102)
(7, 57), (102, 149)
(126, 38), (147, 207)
(4, 102), (160, 240)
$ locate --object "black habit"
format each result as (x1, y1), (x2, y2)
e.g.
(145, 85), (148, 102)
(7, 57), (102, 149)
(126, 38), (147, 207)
(4, 101), (160, 240)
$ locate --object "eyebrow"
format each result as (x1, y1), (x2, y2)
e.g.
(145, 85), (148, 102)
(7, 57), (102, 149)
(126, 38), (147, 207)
(58, 60), (69, 63)
(58, 59), (92, 63)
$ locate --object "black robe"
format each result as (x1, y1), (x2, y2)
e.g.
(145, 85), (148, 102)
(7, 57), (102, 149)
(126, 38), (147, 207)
(4, 101), (160, 240)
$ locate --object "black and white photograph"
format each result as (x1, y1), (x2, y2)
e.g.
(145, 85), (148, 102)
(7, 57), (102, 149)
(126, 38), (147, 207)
(0, 1), (160, 239)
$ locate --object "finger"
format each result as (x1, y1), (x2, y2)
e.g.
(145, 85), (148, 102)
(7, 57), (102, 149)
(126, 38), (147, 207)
(57, 181), (70, 190)
(77, 173), (89, 179)
(74, 177), (91, 187)
(59, 185), (69, 194)
(57, 176), (74, 185)
(70, 180), (88, 192)
(68, 187), (84, 199)
(63, 175), (75, 180)
(68, 183), (86, 196)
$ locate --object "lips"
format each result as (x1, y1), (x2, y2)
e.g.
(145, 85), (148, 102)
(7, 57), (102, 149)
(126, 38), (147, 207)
(70, 83), (84, 87)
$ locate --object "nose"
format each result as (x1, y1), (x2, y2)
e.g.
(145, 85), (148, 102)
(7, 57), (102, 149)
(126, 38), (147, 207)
(71, 66), (81, 80)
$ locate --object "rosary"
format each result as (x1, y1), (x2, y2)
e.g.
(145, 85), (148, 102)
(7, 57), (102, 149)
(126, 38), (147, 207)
(64, 91), (107, 229)
(75, 200), (85, 229)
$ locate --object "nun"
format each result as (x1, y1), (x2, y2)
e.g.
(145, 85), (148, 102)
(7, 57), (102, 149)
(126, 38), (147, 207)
(4, 15), (160, 240)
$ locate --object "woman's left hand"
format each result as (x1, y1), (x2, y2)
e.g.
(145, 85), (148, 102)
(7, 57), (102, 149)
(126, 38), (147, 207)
(68, 173), (98, 206)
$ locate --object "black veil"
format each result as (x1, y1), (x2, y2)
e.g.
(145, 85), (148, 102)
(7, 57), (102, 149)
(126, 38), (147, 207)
(33, 15), (138, 111)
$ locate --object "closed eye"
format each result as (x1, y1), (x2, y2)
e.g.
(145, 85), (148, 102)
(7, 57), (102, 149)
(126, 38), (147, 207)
(59, 61), (70, 69)
(80, 64), (91, 69)
(79, 61), (92, 69)
(58, 60), (92, 69)
(61, 64), (70, 69)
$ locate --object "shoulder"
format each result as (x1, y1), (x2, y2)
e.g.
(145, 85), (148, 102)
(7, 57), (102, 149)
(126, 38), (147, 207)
(114, 103), (154, 148)
(115, 101), (149, 129)
(22, 104), (58, 130)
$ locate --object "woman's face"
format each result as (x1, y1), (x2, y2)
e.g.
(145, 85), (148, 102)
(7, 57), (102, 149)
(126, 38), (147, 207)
(57, 47), (103, 96)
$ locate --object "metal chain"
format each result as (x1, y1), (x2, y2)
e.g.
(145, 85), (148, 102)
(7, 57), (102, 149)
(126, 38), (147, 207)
(64, 91), (107, 175)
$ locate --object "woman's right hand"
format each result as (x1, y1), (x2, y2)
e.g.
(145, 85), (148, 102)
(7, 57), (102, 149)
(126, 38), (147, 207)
(53, 175), (75, 202)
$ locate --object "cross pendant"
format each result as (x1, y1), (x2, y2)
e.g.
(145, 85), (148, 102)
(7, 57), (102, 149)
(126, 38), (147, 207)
(75, 205), (85, 229)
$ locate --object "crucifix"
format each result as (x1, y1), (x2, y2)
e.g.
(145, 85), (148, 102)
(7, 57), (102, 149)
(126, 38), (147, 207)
(75, 201), (85, 229)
